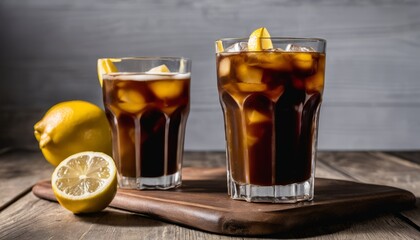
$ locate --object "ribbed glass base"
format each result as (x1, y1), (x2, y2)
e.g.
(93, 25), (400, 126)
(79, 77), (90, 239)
(118, 171), (181, 190)
(229, 177), (314, 203)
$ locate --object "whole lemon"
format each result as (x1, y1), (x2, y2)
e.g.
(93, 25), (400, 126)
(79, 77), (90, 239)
(34, 100), (112, 166)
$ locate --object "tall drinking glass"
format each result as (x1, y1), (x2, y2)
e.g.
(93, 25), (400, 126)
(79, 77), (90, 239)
(216, 38), (326, 202)
(100, 57), (191, 190)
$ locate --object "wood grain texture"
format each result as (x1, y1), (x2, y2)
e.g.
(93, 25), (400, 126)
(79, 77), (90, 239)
(0, 150), (217, 210)
(318, 151), (420, 232)
(386, 151), (420, 165)
(1, 0), (420, 150)
(32, 170), (416, 236)
(2, 193), (419, 240)
(1, 150), (420, 239)
(0, 149), (53, 210)
(318, 152), (420, 196)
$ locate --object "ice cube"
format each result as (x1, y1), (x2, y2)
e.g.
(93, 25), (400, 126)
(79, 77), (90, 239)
(285, 44), (315, 52)
(149, 80), (183, 99)
(236, 82), (267, 92)
(118, 89), (145, 104)
(162, 106), (178, 115)
(218, 58), (231, 77)
(292, 53), (314, 72)
(247, 109), (270, 124)
(270, 48), (285, 52)
(225, 42), (248, 53)
(236, 64), (263, 83)
(246, 123), (271, 146)
(222, 83), (267, 104)
(285, 45), (316, 72)
(117, 89), (146, 113)
(247, 134), (259, 146)
(305, 71), (324, 93)
(265, 85), (285, 101)
(245, 109), (271, 146)
(248, 52), (292, 71)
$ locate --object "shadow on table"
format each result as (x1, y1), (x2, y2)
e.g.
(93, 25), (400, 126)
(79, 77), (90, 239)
(74, 209), (165, 227)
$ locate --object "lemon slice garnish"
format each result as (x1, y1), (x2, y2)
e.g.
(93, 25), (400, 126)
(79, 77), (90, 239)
(216, 40), (224, 53)
(147, 64), (171, 73)
(51, 151), (117, 214)
(97, 58), (120, 86)
(248, 27), (273, 51)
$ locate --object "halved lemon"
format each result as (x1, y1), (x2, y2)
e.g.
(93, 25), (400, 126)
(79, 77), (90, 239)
(97, 58), (120, 86)
(248, 27), (273, 51)
(51, 151), (117, 214)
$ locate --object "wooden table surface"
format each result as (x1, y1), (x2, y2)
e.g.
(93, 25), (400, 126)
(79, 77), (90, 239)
(1, 149), (419, 239)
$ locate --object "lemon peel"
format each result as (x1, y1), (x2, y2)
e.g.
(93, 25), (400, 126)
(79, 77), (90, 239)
(51, 151), (117, 214)
(216, 40), (224, 53)
(97, 58), (120, 86)
(248, 27), (273, 51)
(34, 100), (112, 166)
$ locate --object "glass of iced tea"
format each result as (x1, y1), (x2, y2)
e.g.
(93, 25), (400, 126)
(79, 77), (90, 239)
(216, 31), (326, 202)
(100, 57), (191, 190)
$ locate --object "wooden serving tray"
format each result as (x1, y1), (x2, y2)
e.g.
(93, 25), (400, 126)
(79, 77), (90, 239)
(32, 167), (415, 236)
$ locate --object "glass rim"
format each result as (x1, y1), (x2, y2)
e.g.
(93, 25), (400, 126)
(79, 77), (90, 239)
(98, 56), (191, 62)
(216, 37), (326, 43)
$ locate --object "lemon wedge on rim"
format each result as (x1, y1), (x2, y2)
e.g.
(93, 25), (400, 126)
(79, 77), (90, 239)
(248, 27), (273, 51)
(97, 58), (120, 86)
(215, 40), (224, 53)
(51, 151), (117, 214)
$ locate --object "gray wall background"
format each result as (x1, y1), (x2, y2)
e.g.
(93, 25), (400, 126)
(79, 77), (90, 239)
(1, 0), (420, 150)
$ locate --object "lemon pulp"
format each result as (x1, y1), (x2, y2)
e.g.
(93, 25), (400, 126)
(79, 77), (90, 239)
(51, 151), (117, 214)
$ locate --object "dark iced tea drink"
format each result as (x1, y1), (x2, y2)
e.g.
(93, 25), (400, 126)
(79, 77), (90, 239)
(216, 37), (326, 202)
(101, 57), (191, 189)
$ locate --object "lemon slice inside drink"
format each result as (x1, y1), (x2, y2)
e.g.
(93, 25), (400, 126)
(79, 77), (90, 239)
(248, 27), (273, 51)
(97, 58), (120, 86)
(51, 151), (117, 214)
